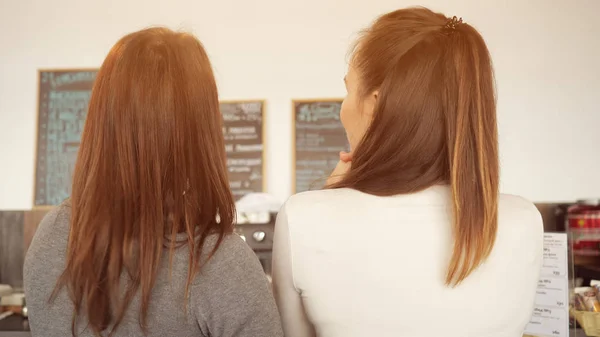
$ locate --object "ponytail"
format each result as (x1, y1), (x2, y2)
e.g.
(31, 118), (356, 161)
(444, 26), (499, 285)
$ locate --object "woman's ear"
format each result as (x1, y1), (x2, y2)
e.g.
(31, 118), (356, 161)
(363, 90), (379, 117)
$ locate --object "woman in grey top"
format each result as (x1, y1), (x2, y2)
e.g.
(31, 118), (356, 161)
(24, 27), (283, 337)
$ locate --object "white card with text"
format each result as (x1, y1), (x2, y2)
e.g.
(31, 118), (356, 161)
(524, 233), (569, 337)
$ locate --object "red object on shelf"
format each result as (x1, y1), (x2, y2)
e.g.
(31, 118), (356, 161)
(569, 199), (600, 257)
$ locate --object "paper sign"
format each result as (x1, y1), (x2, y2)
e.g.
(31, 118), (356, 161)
(524, 233), (569, 337)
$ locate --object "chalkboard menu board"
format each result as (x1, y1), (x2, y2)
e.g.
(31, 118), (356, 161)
(34, 69), (98, 207)
(292, 99), (349, 193)
(34, 69), (265, 206)
(221, 101), (266, 200)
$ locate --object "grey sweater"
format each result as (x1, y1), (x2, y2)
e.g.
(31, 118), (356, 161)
(23, 203), (284, 337)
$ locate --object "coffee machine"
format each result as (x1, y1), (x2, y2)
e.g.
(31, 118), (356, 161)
(235, 213), (276, 278)
(234, 193), (282, 279)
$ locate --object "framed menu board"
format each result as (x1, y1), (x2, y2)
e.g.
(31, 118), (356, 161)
(220, 101), (266, 200)
(34, 69), (265, 206)
(34, 69), (98, 207)
(292, 99), (349, 193)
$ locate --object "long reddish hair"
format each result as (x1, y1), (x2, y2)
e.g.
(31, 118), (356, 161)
(52, 27), (235, 335)
(330, 7), (499, 286)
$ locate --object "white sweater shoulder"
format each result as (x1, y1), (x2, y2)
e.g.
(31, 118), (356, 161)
(272, 186), (543, 337)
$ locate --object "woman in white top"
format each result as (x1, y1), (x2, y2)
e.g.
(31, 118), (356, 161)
(272, 7), (543, 337)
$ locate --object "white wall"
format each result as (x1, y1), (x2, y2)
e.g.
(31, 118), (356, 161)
(0, 0), (599, 209)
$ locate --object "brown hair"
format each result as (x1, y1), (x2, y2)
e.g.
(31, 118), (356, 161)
(52, 27), (235, 335)
(330, 7), (499, 286)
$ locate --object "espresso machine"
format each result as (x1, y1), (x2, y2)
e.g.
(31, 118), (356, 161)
(235, 213), (276, 278)
(234, 193), (282, 279)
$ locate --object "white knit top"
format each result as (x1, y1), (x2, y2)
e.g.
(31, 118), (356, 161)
(272, 186), (543, 337)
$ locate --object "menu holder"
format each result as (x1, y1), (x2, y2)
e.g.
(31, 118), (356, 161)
(33, 69), (266, 206)
(33, 69), (98, 208)
(220, 100), (266, 200)
(292, 99), (349, 193)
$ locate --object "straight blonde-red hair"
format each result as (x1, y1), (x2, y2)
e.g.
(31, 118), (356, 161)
(329, 7), (499, 286)
(52, 27), (235, 335)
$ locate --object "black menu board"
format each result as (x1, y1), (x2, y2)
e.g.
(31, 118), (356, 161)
(292, 99), (349, 193)
(34, 69), (98, 207)
(34, 69), (265, 206)
(220, 101), (266, 200)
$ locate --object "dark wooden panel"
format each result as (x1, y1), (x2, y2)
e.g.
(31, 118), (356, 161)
(23, 209), (50, 255)
(0, 211), (25, 287)
(534, 203), (573, 232)
(535, 203), (560, 232)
